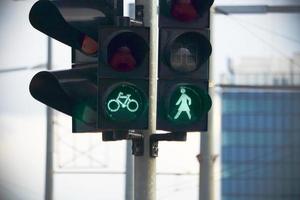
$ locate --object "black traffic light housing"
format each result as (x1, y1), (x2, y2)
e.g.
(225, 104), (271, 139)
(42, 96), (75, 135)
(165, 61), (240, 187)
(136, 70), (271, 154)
(97, 26), (150, 131)
(157, 0), (213, 132)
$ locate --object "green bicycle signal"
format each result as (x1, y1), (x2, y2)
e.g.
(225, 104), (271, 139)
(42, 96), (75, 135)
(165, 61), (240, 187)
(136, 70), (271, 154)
(107, 92), (139, 113)
(104, 83), (146, 122)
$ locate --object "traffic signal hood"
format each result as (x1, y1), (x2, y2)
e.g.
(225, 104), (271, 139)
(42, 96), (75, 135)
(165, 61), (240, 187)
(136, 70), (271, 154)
(29, 0), (124, 133)
(30, 65), (98, 131)
(29, 0), (117, 56)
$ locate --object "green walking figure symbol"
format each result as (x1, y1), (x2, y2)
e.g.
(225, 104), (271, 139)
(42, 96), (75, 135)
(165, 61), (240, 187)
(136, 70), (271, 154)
(174, 87), (192, 120)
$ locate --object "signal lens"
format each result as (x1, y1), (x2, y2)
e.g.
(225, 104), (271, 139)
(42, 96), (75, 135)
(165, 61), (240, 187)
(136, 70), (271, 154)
(81, 35), (98, 55)
(107, 32), (148, 72)
(171, 0), (198, 22)
(109, 46), (137, 72)
(167, 32), (212, 73)
(166, 84), (212, 124)
(104, 83), (146, 122)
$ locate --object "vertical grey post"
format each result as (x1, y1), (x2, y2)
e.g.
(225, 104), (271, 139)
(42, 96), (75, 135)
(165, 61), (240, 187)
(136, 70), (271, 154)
(199, 7), (213, 200)
(134, 0), (159, 200)
(125, 3), (135, 200)
(199, 132), (211, 200)
(125, 140), (134, 200)
(45, 37), (54, 200)
(199, 9), (221, 200)
(200, 90), (222, 200)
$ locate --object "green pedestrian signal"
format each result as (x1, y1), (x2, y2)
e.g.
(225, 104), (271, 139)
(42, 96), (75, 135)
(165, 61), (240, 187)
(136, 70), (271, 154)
(167, 85), (211, 125)
(104, 83), (147, 122)
(172, 87), (192, 121)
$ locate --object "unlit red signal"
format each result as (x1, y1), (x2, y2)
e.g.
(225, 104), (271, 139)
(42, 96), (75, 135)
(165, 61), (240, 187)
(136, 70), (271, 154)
(109, 46), (137, 72)
(171, 0), (199, 22)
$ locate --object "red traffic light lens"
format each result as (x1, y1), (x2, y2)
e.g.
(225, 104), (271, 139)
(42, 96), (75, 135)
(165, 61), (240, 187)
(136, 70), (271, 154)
(171, 0), (198, 22)
(81, 35), (98, 55)
(109, 46), (137, 72)
(107, 32), (148, 72)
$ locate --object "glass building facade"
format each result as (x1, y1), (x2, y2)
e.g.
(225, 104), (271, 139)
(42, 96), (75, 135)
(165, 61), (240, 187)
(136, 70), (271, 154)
(221, 89), (300, 200)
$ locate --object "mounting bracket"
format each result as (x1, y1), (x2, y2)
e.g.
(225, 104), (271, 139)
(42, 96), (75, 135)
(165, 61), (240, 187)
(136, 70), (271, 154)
(150, 132), (187, 157)
(102, 130), (144, 156)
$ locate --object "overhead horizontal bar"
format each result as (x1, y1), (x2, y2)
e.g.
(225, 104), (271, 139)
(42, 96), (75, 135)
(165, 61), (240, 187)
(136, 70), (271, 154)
(214, 5), (300, 14)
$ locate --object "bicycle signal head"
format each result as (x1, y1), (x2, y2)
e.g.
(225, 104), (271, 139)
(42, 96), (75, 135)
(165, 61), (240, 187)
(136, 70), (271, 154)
(103, 83), (147, 123)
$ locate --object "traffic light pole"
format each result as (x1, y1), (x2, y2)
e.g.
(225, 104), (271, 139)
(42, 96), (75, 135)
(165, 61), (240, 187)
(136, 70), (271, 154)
(199, 11), (221, 200)
(125, 140), (134, 200)
(134, 0), (159, 200)
(45, 37), (54, 200)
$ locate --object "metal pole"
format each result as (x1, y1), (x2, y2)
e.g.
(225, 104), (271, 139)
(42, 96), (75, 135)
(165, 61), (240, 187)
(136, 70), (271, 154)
(200, 87), (222, 200)
(134, 0), (158, 199)
(45, 37), (54, 200)
(199, 131), (211, 200)
(200, 91), (222, 200)
(125, 141), (134, 200)
(199, 9), (221, 200)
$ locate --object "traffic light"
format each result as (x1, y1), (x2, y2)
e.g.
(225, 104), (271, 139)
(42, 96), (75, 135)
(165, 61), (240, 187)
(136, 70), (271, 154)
(97, 27), (150, 131)
(157, 0), (213, 132)
(29, 0), (120, 132)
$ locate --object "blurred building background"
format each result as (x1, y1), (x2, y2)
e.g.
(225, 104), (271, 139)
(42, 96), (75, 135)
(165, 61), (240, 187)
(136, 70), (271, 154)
(220, 56), (300, 200)
(0, 0), (300, 200)
(212, 1), (300, 199)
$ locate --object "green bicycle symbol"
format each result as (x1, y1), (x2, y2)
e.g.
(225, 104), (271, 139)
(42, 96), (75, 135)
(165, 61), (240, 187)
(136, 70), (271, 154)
(107, 92), (139, 113)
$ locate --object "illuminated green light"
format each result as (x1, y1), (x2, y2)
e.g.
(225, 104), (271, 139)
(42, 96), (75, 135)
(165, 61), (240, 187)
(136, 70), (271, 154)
(107, 92), (139, 113)
(174, 87), (192, 120)
(167, 85), (211, 124)
(104, 83), (146, 122)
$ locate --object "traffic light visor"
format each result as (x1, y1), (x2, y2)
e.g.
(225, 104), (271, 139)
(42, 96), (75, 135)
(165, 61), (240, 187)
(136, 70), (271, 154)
(29, 67), (97, 125)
